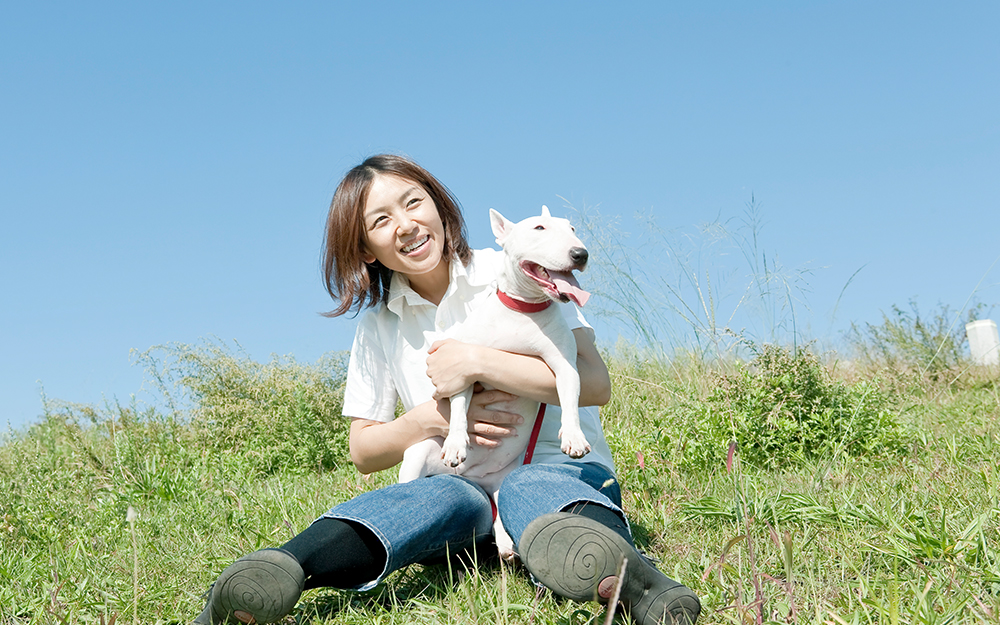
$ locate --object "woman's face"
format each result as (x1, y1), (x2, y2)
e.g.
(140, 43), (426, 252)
(362, 174), (447, 281)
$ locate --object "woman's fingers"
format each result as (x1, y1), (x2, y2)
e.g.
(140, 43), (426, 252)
(468, 416), (520, 447)
(468, 409), (521, 435)
(425, 340), (483, 399)
(465, 388), (524, 446)
(472, 388), (519, 408)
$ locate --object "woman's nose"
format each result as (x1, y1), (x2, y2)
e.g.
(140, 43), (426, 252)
(396, 212), (417, 235)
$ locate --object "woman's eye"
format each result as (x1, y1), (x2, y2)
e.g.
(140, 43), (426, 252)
(407, 197), (422, 208)
(371, 215), (388, 228)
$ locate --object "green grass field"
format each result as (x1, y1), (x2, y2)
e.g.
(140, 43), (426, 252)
(2, 330), (998, 624)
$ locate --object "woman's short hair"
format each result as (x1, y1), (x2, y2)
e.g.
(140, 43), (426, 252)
(321, 154), (472, 317)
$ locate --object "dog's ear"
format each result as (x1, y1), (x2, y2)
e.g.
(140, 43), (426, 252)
(540, 205), (551, 218)
(490, 209), (513, 245)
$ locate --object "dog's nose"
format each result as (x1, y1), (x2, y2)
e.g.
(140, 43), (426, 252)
(569, 247), (588, 267)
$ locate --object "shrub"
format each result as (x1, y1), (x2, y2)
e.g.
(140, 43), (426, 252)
(846, 299), (983, 382)
(676, 343), (907, 470)
(139, 341), (350, 475)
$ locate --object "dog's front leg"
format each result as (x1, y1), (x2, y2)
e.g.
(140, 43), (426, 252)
(551, 360), (591, 458)
(441, 386), (475, 467)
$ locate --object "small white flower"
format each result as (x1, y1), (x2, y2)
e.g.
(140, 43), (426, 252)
(126, 506), (139, 523)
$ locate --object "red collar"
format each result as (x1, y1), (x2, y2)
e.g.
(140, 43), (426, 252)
(496, 289), (552, 313)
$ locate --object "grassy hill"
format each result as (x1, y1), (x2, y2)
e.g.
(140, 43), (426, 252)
(2, 333), (998, 624)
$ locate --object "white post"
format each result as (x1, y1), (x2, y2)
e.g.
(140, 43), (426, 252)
(966, 319), (1000, 366)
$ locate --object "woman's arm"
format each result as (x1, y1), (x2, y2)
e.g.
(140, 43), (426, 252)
(425, 327), (612, 408)
(348, 401), (446, 474)
(350, 328), (611, 475)
(349, 387), (526, 474)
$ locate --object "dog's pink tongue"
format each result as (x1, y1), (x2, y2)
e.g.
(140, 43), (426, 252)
(550, 271), (590, 307)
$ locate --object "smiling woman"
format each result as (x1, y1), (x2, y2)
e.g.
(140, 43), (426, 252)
(360, 175), (450, 304)
(321, 154), (472, 317)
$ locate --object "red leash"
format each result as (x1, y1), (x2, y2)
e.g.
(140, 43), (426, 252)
(523, 403), (546, 465)
(488, 403), (546, 522)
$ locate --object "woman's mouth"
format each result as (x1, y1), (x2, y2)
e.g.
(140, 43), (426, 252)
(401, 235), (430, 255)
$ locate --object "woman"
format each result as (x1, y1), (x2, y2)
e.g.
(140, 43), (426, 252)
(193, 154), (700, 625)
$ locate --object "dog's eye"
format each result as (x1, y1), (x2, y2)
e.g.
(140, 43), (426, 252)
(534, 225), (545, 230)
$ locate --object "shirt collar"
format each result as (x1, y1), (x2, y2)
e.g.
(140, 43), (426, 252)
(385, 252), (491, 317)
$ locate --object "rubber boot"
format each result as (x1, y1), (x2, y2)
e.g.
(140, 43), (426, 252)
(520, 512), (701, 625)
(192, 548), (304, 624)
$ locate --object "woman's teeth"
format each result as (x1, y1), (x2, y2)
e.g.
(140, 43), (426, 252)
(402, 236), (428, 253)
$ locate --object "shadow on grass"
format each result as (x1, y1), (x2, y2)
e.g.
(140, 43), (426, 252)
(300, 538), (508, 621)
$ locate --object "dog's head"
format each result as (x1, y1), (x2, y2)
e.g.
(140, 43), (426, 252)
(490, 205), (590, 306)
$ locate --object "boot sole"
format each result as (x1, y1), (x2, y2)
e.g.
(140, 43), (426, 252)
(211, 549), (304, 624)
(520, 512), (700, 624)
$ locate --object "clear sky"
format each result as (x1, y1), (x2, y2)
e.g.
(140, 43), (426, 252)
(2, 2), (998, 431)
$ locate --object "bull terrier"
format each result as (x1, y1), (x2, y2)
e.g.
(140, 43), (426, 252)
(397, 205), (592, 559)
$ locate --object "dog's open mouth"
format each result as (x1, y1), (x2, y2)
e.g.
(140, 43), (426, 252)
(520, 261), (591, 307)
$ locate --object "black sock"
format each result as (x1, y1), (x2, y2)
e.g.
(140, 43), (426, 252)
(281, 517), (386, 590)
(565, 501), (633, 545)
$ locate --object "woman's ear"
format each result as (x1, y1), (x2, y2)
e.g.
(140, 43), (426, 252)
(362, 249), (377, 264)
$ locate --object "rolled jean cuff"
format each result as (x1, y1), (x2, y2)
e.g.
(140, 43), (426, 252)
(497, 461), (628, 549)
(318, 473), (495, 591)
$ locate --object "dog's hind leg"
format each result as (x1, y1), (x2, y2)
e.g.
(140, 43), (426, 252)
(399, 438), (446, 482)
(494, 517), (517, 561)
(481, 471), (518, 561)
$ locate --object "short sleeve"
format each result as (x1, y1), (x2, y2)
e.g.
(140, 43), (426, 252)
(342, 313), (399, 422)
(558, 300), (592, 332)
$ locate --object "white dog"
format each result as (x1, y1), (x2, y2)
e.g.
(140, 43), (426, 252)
(397, 205), (593, 559)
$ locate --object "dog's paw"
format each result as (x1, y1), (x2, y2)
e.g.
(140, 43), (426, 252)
(498, 545), (519, 562)
(559, 428), (592, 458)
(495, 528), (518, 562)
(441, 435), (469, 468)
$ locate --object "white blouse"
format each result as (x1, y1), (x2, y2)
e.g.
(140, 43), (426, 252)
(343, 248), (615, 471)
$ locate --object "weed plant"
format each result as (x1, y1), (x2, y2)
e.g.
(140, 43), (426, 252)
(575, 197), (813, 359)
(135, 340), (350, 475)
(847, 299), (987, 384)
(682, 342), (907, 470)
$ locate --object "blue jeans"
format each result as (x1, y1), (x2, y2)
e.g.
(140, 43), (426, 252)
(320, 462), (625, 591)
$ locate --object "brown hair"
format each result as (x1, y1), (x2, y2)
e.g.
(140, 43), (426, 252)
(321, 154), (472, 317)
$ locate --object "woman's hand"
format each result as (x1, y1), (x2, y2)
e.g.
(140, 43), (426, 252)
(428, 328), (610, 408)
(349, 385), (523, 473)
(464, 384), (523, 448)
(426, 339), (524, 446)
(426, 338), (485, 400)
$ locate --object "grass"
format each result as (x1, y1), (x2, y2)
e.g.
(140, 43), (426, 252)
(2, 336), (999, 624)
(574, 196), (814, 360)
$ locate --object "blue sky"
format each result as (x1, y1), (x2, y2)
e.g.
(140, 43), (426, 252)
(2, 2), (998, 430)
